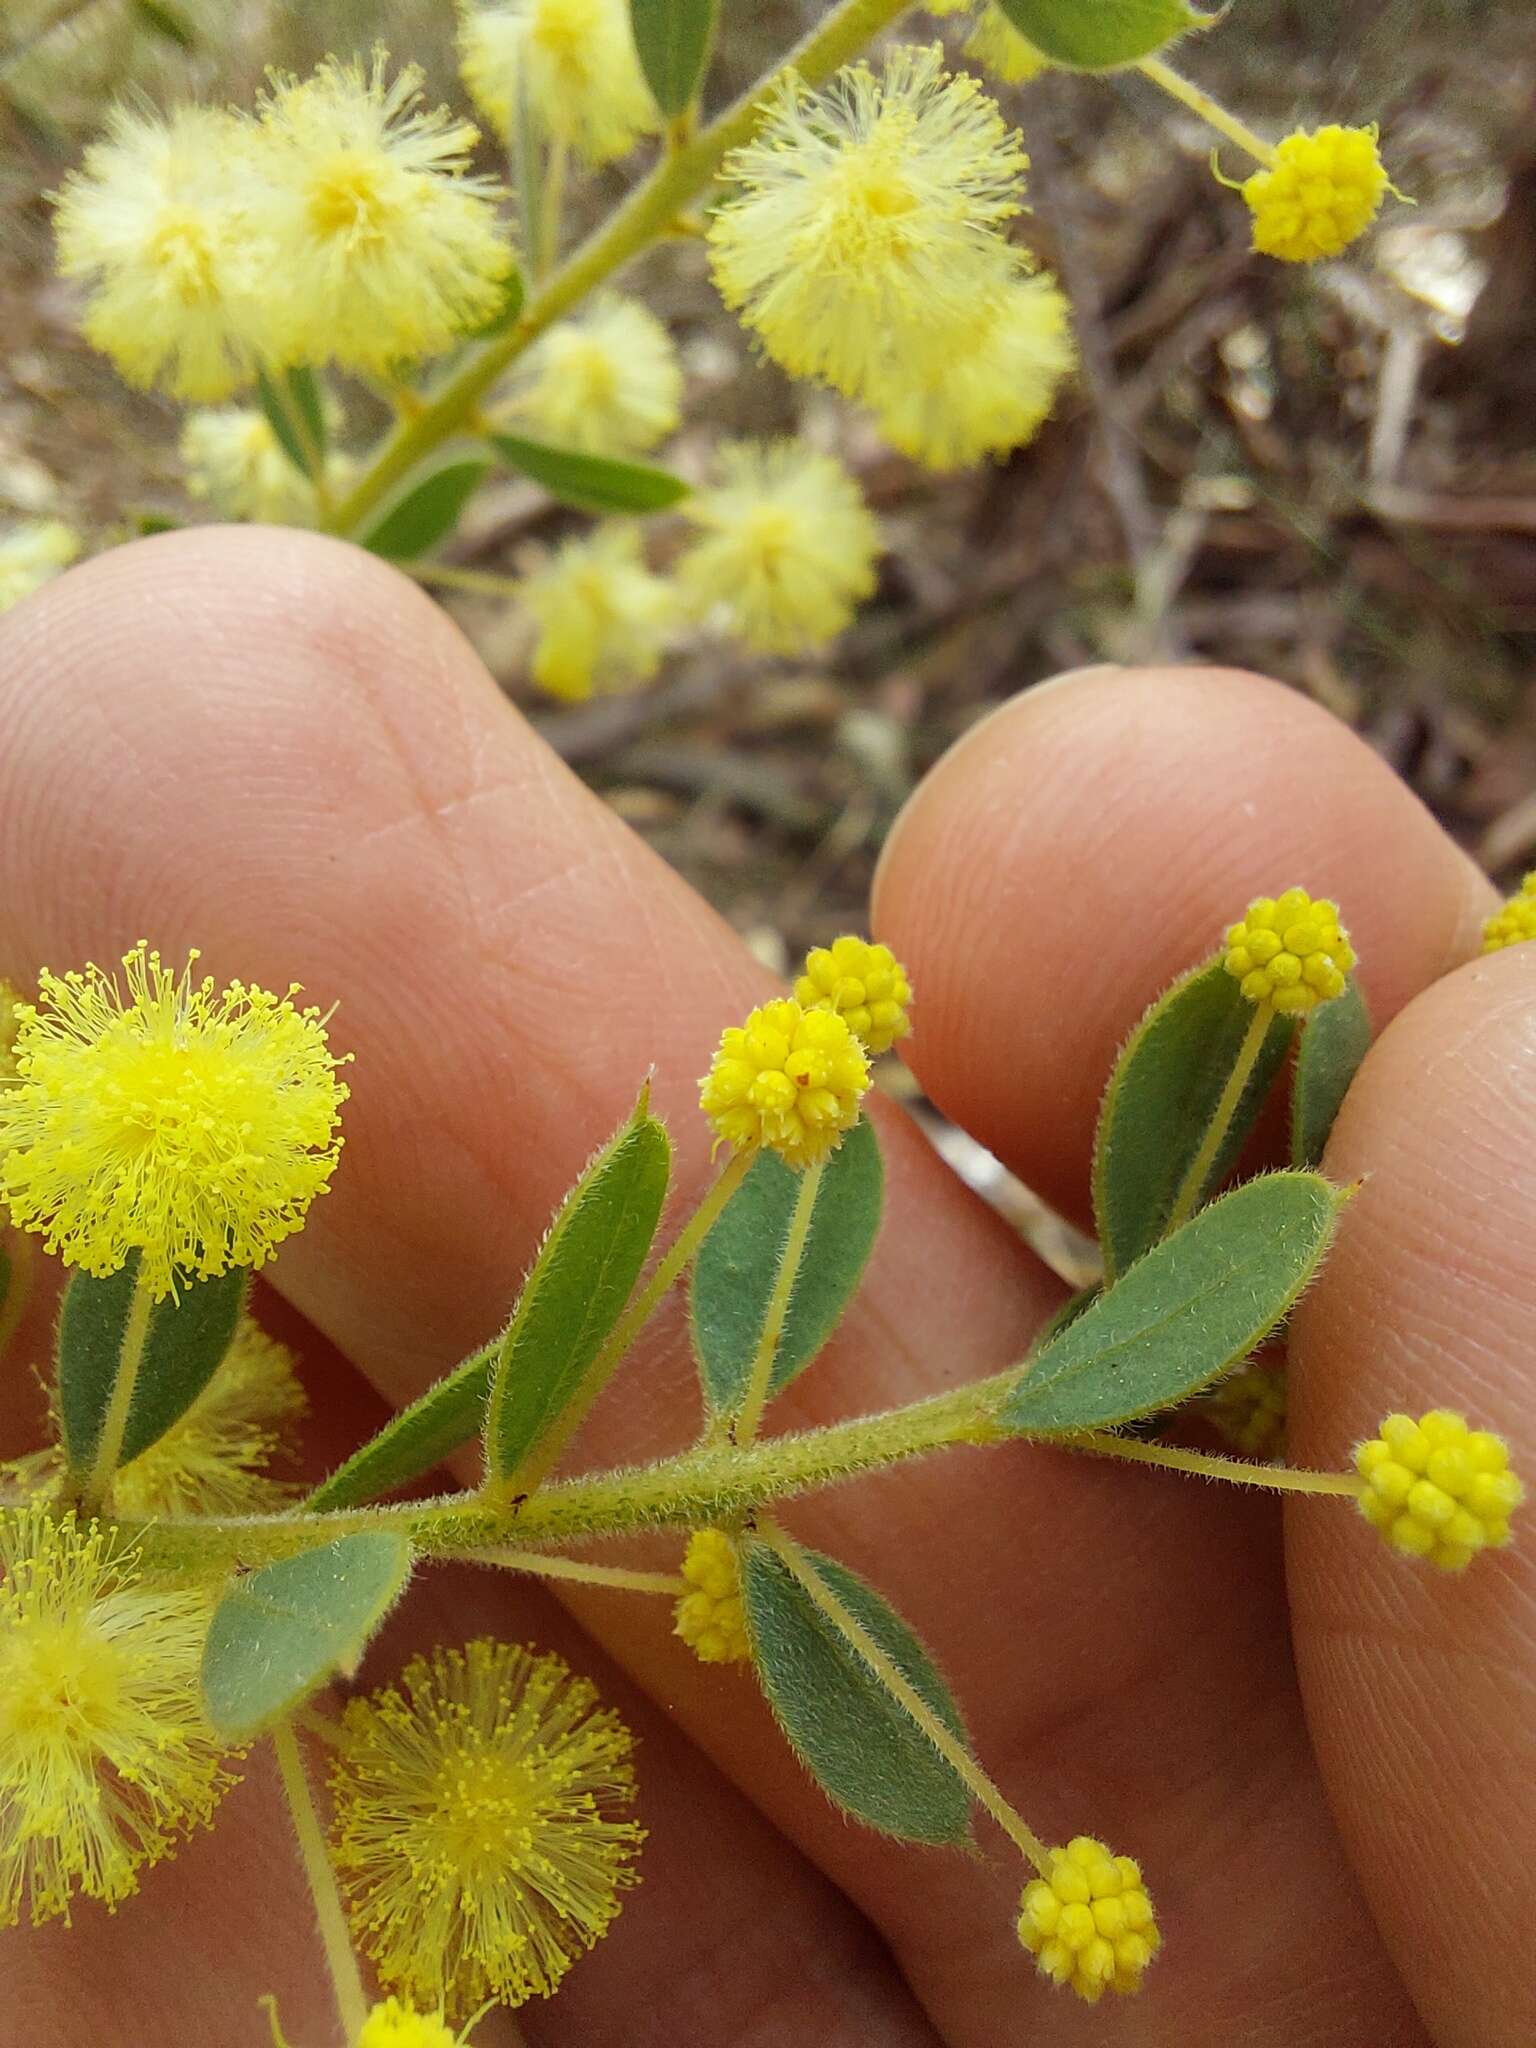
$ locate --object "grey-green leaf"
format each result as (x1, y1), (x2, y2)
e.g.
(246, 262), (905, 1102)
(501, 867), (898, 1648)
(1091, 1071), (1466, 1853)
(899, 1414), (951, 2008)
(201, 1530), (412, 1740)
(488, 432), (689, 514)
(304, 1338), (496, 1512)
(994, 0), (1207, 69)
(257, 366), (327, 479)
(1093, 959), (1295, 1281)
(361, 460), (491, 559)
(57, 1260), (247, 1479)
(629, 0), (718, 117)
(742, 1541), (971, 1844)
(691, 1118), (883, 1415)
(1291, 978), (1371, 1168)
(1001, 1171), (1344, 1435)
(486, 1091), (672, 1482)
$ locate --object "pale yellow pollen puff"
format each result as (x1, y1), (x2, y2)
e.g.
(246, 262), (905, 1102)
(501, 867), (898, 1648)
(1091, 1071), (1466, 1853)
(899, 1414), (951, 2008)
(708, 44), (1029, 403)
(356, 1999), (463, 2048)
(1481, 872), (1536, 954)
(1017, 1836), (1160, 2002)
(515, 525), (676, 702)
(506, 296), (682, 458)
(675, 440), (881, 656)
(180, 408), (319, 526)
(796, 936), (913, 1055)
(699, 998), (870, 1170)
(1355, 1410), (1523, 1572)
(0, 522), (81, 616)
(1241, 125), (1394, 264)
(964, 6), (1050, 85)
(457, 0), (658, 164)
(674, 1529), (751, 1665)
(1222, 887), (1355, 1014)
(867, 271), (1074, 471)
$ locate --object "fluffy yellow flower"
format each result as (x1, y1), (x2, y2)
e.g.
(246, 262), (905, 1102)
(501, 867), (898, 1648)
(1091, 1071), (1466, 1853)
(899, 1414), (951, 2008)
(457, 0), (658, 163)
(356, 1999), (462, 2048)
(516, 526), (675, 702)
(249, 54), (513, 375)
(674, 1530), (750, 1665)
(868, 271), (1074, 470)
(1202, 1359), (1287, 1459)
(1482, 872), (1536, 954)
(700, 998), (870, 1170)
(675, 441), (881, 656)
(1017, 1836), (1160, 2002)
(180, 409), (317, 525)
(53, 105), (264, 402)
(0, 1509), (232, 1925)
(330, 1637), (643, 2018)
(3, 1319), (306, 1518)
(1241, 125), (1392, 264)
(1355, 1410), (1523, 1571)
(795, 936), (913, 1055)
(0, 521), (80, 614)
(708, 44), (1028, 401)
(505, 297), (682, 457)
(1222, 888), (1355, 1014)
(0, 943), (347, 1300)
(964, 6), (1050, 84)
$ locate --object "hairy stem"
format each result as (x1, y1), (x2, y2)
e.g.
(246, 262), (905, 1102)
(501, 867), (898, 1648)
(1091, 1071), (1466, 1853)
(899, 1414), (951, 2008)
(271, 1720), (368, 2044)
(81, 1270), (154, 1515)
(734, 1156), (823, 1443)
(1164, 998), (1273, 1234)
(470, 1546), (687, 1594)
(325, 0), (910, 536)
(1137, 56), (1277, 168)
(1071, 1429), (1366, 1497)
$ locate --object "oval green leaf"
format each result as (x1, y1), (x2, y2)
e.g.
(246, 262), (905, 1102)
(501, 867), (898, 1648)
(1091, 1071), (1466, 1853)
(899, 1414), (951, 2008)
(487, 1090), (672, 1482)
(629, 0), (718, 117)
(1291, 978), (1371, 1169)
(201, 1530), (412, 1740)
(361, 459), (491, 560)
(1093, 958), (1296, 1281)
(488, 431), (689, 514)
(995, 0), (1207, 69)
(1002, 1170), (1345, 1435)
(741, 1541), (972, 1845)
(57, 1260), (248, 1479)
(691, 1117), (883, 1416)
(257, 365), (327, 479)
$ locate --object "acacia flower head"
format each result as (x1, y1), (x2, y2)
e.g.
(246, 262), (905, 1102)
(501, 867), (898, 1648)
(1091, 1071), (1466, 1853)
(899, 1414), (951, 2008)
(795, 936), (913, 1055)
(3, 1319), (306, 1519)
(700, 998), (870, 1170)
(0, 1508), (232, 1925)
(708, 44), (1028, 400)
(1355, 1410), (1523, 1571)
(507, 296), (682, 457)
(675, 440), (881, 655)
(674, 1530), (750, 1665)
(180, 408), (318, 525)
(0, 521), (81, 615)
(52, 106), (263, 402)
(964, 6), (1050, 85)
(1222, 888), (1355, 1013)
(867, 271), (1074, 470)
(516, 526), (676, 702)
(457, 0), (658, 164)
(0, 943), (348, 1300)
(1481, 872), (1536, 954)
(1017, 1836), (1160, 2002)
(1202, 1359), (1287, 1459)
(356, 2000), (464, 2048)
(330, 1637), (643, 2017)
(249, 54), (513, 375)
(1241, 125), (1393, 264)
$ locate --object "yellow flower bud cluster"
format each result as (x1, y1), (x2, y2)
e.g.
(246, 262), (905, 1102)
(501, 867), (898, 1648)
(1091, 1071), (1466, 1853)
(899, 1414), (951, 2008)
(1241, 126), (1391, 264)
(1356, 1411), (1523, 1572)
(356, 1999), (461, 2048)
(1203, 1360), (1287, 1460)
(673, 1529), (751, 1665)
(1223, 888), (1355, 1014)
(1017, 1836), (1160, 2002)
(699, 999), (870, 1170)
(1482, 872), (1536, 954)
(795, 937), (913, 1055)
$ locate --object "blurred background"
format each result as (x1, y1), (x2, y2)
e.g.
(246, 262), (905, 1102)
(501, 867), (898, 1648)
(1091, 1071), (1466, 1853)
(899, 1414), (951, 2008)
(3, 0), (1534, 1002)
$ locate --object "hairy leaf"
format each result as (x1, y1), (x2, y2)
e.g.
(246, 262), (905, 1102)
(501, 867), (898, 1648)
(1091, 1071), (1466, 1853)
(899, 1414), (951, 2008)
(1291, 978), (1371, 1168)
(304, 1339), (495, 1512)
(994, 0), (1207, 69)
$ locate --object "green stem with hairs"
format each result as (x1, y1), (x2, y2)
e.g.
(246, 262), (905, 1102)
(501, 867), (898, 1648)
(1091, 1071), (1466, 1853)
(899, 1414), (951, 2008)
(733, 1155), (823, 1444)
(1163, 998), (1273, 1235)
(1137, 55), (1277, 168)
(271, 1720), (368, 2044)
(323, 0), (911, 538)
(1070, 1429), (1366, 1498)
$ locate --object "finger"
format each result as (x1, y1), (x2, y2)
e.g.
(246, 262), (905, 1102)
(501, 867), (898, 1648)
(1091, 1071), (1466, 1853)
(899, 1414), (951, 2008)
(0, 535), (1417, 2046)
(872, 666), (1492, 1227)
(1287, 946), (1536, 2048)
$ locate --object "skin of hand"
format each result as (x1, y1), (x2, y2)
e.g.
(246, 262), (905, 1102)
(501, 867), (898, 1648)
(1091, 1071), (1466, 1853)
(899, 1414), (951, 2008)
(0, 528), (1531, 2048)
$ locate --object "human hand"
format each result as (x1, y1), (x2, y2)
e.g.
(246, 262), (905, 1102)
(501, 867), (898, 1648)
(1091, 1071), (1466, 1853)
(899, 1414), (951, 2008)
(1, 529), (1530, 2048)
